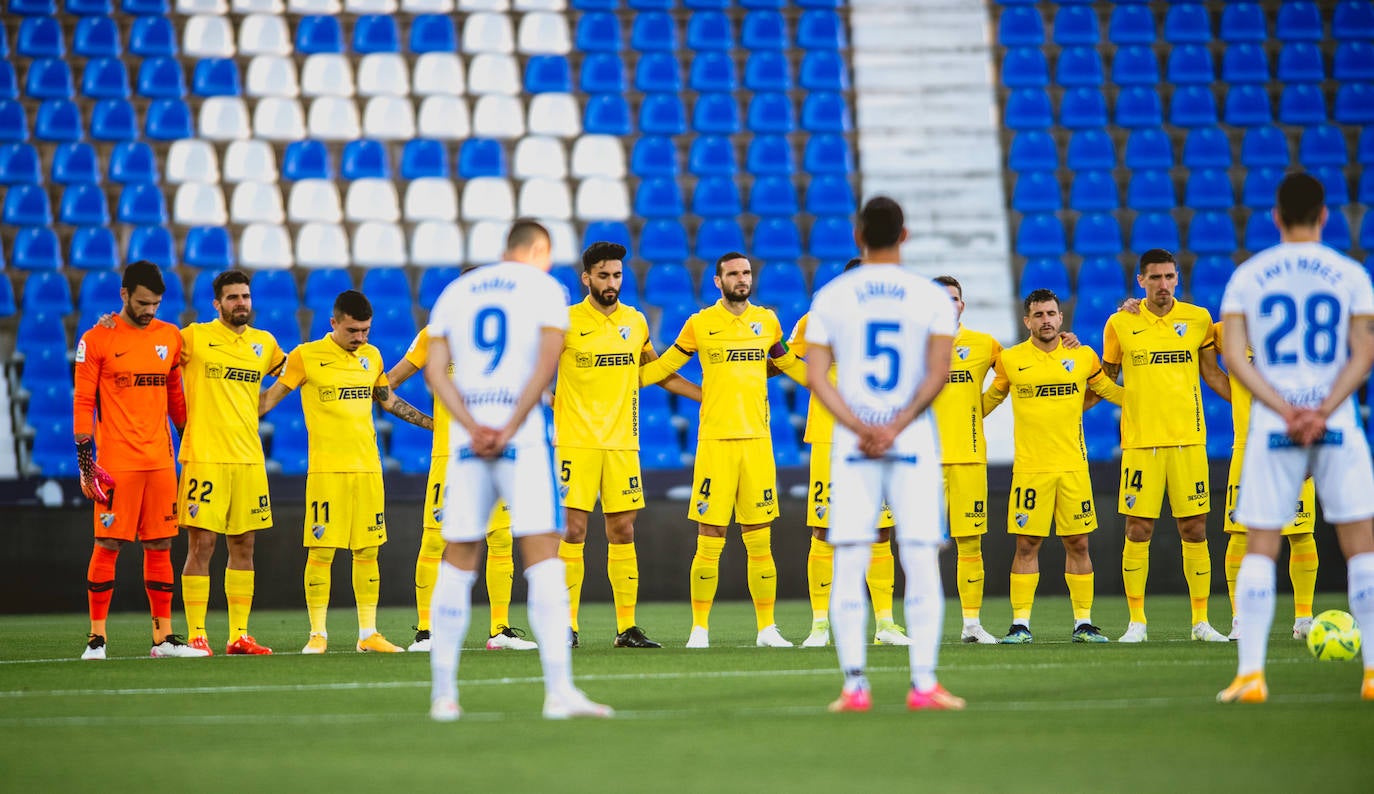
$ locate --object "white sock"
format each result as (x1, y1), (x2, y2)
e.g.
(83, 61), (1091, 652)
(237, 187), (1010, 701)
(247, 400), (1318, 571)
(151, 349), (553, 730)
(1347, 552), (1374, 670)
(1075, 618), (1091, 629)
(1236, 554), (1276, 676)
(830, 543), (872, 687)
(900, 543), (943, 692)
(525, 557), (575, 696)
(963, 617), (980, 629)
(430, 561), (476, 704)
(358, 627), (375, 640)
(1013, 619), (1030, 629)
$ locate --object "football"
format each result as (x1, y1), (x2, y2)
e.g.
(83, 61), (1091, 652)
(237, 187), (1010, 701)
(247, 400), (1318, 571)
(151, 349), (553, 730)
(1306, 610), (1362, 661)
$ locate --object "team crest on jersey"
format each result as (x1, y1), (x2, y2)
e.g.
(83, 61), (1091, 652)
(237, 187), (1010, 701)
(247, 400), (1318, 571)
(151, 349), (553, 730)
(696, 499), (710, 516)
(1014, 512), (1029, 528)
(1125, 494), (1137, 509)
(99, 512), (116, 528)
(559, 483), (570, 500)
(814, 503), (827, 520)
(312, 524), (326, 539)
(187, 503), (199, 519)
(619, 326), (632, 341)
(155, 345), (168, 360)
(360, 357), (370, 370)
(75, 340), (87, 363)
(956, 346), (970, 360)
(1173, 322), (1187, 337)
(750, 322), (763, 335)
(1061, 359), (1075, 372)
(432, 507), (444, 523)
(252, 343), (263, 357)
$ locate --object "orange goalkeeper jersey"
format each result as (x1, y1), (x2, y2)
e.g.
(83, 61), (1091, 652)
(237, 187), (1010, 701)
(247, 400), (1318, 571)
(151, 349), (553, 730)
(74, 316), (185, 471)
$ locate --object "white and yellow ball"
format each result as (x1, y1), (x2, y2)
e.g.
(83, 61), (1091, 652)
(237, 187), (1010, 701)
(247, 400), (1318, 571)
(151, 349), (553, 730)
(1306, 610), (1362, 661)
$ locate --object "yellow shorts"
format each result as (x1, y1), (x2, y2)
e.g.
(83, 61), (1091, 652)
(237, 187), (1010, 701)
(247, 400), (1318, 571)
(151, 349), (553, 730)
(689, 437), (778, 526)
(943, 462), (988, 537)
(422, 455), (510, 532)
(1224, 452), (1316, 536)
(303, 472), (387, 549)
(1009, 469), (1098, 537)
(555, 446), (644, 514)
(1118, 445), (1211, 519)
(808, 442), (894, 530)
(178, 462), (272, 535)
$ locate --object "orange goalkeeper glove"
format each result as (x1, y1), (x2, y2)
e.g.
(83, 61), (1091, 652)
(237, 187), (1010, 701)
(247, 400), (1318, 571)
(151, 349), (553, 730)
(76, 439), (115, 506)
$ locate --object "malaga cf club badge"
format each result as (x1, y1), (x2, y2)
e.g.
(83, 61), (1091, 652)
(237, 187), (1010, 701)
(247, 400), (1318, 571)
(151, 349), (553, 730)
(432, 507), (444, 523)
(750, 322), (763, 335)
(312, 524), (326, 539)
(696, 500), (709, 516)
(1174, 322), (1187, 337)
(1125, 494), (1137, 509)
(187, 503), (199, 519)
(619, 326), (631, 340)
(252, 343), (263, 357)
(155, 345), (168, 360)
(956, 346), (970, 360)
(814, 503), (827, 520)
(99, 512), (116, 528)
(1015, 512), (1029, 528)
(360, 357), (369, 370)
(1061, 359), (1075, 372)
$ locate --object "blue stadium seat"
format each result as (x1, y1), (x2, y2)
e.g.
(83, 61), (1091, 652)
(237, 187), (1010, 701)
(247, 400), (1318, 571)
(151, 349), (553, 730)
(742, 11), (788, 50)
(1300, 125), (1348, 167)
(1069, 170), (1117, 212)
(753, 218), (802, 261)
(25, 58), (74, 100)
(190, 269), (223, 319)
(388, 419), (432, 474)
(21, 346), (74, 396)
(751, 176), (799, 217)
(192, 58), (241, 97)
(282, 139), (332, 180)
(1019, 258), (1070, 300)
(801, 92), (849, 133)
(1361, 214), (1374, 252)
(91, 99), (138, 141)
(117, 183), (168, 225)
(77, 270), (121, 331)
(107, 142), (157, 185)
(639, 219), (689, 263)
(360, 268), (411, 305)
(1010, 171), (1058, 213)
(687, 12), (733, 51)
(15, 309), (67, 355)
(0, 143), (41, 184)
(686, 92), (736, 135)
(526, 55), (572, 94)
(59, 184), (110, 226)
(0, 62), (15, 99)
(807, 175), (856, 217)
(1015, 214), (1066, 257)
(584, 95), (632, 136)
(1065, 129), (1116, 171)
(123, 0), (169, 11)
(693, 177), (743, 217)
(575, 12), (622, 53)
(17, 16), (64, 57)
(1108, 4), (1156, 44)
(696, 219), (745, 262)
(1360, 129), (1374, 165)
(752, 134), (800, 176)
(632, 0), (675, 10)
(1313, 166), (1351, 206)
(184, 226), (235, 269)
(457, 138), (506, 179)
(1167, 44), (1214, 84)
(1333, 0), (1374, 40)
(1059, 88), (1106, 129)
(1279, 84), (1327, 126)
(1127, 170), (1174, 211)
(51, 142), (100, 185)
(341, 139), (390, 180)
(744, 50), (791, 92)
(1112, 45), (1159, 85)
(688, 135), (736, 177)
(1116, 86), (1163, 128)
(1124, 128), (1172, 170)
(1278, 42), (1325, 83)
(12, 227), (62, 270)
(1003, 47), (1049, 88)
(1220, 2), (1267, 42)
(758, 261), (807, 304)
(304, 268), (353, 315)
(1361, 171), (1374, 205)
(629, 136), (677, 178)
(1053, 5), (1099, 46)
(417, 267), (460, 311)
(1056, 46), (1103, 87)
(1131, 213), (1180, 253)
(1242, 167), (1284, 209)
(297, 16), (344, 54)
(641, 93), (688, 135)
(631, 12), (678, 51)
(696, 266), (723, 304)
(353, 15), (400, 54)
(1222, 43), (1269, 83)
(1245, 212), (1280, 252)
(3, 183), (52, 225)
(998, 7), (1044, 46)
(1188, 211), (1236, 255)
(410, 14), (457, 53)
(22, 270), (73, 315)
(270, 413), (309, 475)
(247, 270), (298, 315)
(1075, 213), (1124, 256)
(797, 10), (847, 49)
(1189, 255), (1232, 304)
(1182, 126), (1231, 169)
(1010, 130), (1059, 171)
(1163, 3), (1211, 44)
(635, 52), (681, 92)
(811, 259), (848, 293)
(643, 262), (693, 308)
(1241, 126), (1289, 167)
(137, 57), (185, 98)
(129, 15), (178, 57)
(580, 53), (626, 93)
(1005, 88), (1052, 130)
(35, 99), (83, 142)
(1324, 210), (1353, 251)
(74, 16), (122, 58)
(1334, 41), (1374, 81)
(687, 0), (732, 9)
(1335, 84), (1374, 124)
(1277, 1), (1323, 41)
(809, 217), (858, 261)
(144, 99), (193, 140)
(1171, 85), (1218, 127)
(1185, 169), (1233, 210)
(799, 50), (849, 91)
(126, 225), (174, 267)
(744, 92), (791, 134)
(400, 139), (448, 179)
(82, 58), (130, 99)
(1077, 256), (1125, 294)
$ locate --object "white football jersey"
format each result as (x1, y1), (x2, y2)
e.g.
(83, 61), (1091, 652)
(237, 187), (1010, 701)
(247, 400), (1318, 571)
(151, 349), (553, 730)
(1221, 241), (1374, 434)
(805, 264), (957, 455)
(428, 262), (570, 451)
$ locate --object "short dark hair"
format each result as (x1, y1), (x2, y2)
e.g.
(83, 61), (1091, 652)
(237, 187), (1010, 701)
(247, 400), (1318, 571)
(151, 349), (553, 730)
(212, 269), (251, 300)
(843, 257), (862, 272)
(1023, 288), (1059, 316)
(1276, 172), (1325, 228)
(933, 275), (962, 299)
(858, 196), (904, 249)
(506, 218), (550, 251)
(122, 260), (165, 295)
(581, 241), (627, 272)
(333, 289), (373, 321)
(1137, 248), (1177, 274)
(715, 251), (748, 277)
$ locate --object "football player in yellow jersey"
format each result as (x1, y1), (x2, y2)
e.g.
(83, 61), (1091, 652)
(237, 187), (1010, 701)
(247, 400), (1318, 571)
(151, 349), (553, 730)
(1102, 249), (1232, 643)
(387, 329), (536, 654)
(930, 275), (1005, 644)
(640, 252), (807, 648)
(259, 290), (433, 654)
(983, 289), (1123, 643)
(555, 242), (701, 649)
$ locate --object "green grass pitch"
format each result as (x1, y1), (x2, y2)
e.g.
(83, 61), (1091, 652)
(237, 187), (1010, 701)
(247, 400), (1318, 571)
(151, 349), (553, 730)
(2, 596), (1371, 792)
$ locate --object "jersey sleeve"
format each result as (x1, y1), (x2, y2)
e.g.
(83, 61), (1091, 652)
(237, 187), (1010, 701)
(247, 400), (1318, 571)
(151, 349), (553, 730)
(1351, 268), (1374, 316)
(1101, 316), (1122, 364)
(674, 313), (699, 353)
(788, 315), (810, 359)
(278, 347), (307, 390)
(804, 299), (833, 348)
(179, 325), (194, 366)
(72, 330), (102, 436)
(1199, 308), (1217, 348)
(1220, 272), (1249, 317)
(636, 311), (653, 356)
(265, 333), (286, 376)
(1086, 349), (1125, 405)
(403, 328), (429, 369)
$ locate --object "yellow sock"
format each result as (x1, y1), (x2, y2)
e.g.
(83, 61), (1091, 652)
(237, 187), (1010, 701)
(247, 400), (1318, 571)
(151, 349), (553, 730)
(559, 540), (586, 633)
(806, 536), (834, 620)
(182, 574), (210, 640)
(305, 547), (335, 635)
(955, 536), (985, 621)
(742, 528), (777, 630)
(1065, 572), (1094, 623)
(414, 528), (444, 632)
(486, 525), (514, 635)
(352, 546), (380, 635)
(607, 542), (638, 633)
(1289, 534), (1318, 619)
(224, 568), (254, 642)
(1181, 540), (1212, 625)
(1122, 539), (1150, 624)
(1225, 532), (1247, 615)
(689, 535), (725, 630)
(1009, 572), (1039, 624)
(867, 540), (895, 622)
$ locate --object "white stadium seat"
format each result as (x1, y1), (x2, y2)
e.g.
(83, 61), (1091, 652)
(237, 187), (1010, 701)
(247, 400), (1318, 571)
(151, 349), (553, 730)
(252, 97), (307, 141)
(179, 0), (227, 13)
(184, 15), (236, 59)
(352, 221), (407, 268)
(199, 97), (251, 141)
(518, 178), (572, 220)
(410, 221), (465, 267)
(308, 97), (361, 140)
(233, 0), (284, 12)
(293, 223), (349, 269)
(461, 0), (509, 11)
(166, 139), (220, 184)
(468, 54), (521, 96)
(346, 0), (397, 11)
(517, 12), (572, 55)
(472, 95), (525, 139)
(467, 220), (508, 263)
(403, 178), (459, 222)
(362, 96), (416, 140)
(416, 96), (471, 139)
(287, 179), (343, 224)
(512, 135), (567, 180)
(174, 183), (228, 226)
(527, 93), (581, 138)
(570, 135), (625, 179)
(301, 54), (356, 98)
(345, 178), (401, 223)
(412, 54), (466, 97)
(460, 177), (516, 221)
(288, 0), (340, 12)
(462, 13), (515, 54)
(240, 224), (294, 270)
(514, 0), (564, 9)
(245, 55), (300, 98)
(404, 0), (453, 10)
(545, 219), (578, 265)
(230, 181), (286, 225)
(574, 178), (630, 221)
(223, 140), (278, 183)
(238, 15), (292, 57)
(357, 54), (411, 97)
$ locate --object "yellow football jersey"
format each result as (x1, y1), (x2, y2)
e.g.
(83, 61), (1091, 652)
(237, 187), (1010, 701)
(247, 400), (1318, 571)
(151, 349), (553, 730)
(986, 340), (1122, 473)
(279, 336), (387, 474)
(1211, 320), (1251, 450)
(1102, 300), (1215, 449)
(402, 327), (450, 457)
(178, 321), (284, 465)
(554, 297), (653, 450)
(787, 313), (835, 444)
(933, 324), (1002, 464)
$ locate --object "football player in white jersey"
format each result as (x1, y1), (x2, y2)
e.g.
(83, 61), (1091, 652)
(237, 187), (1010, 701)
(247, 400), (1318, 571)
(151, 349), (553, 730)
(423, 220), (613, 721)
(1217, 173), (1374, 704)
(804, 197), (965, 713)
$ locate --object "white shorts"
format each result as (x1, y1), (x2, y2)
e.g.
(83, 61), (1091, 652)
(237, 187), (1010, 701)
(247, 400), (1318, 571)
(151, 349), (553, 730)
(827, 445), (945, 546)
(442, 443), (564, 543)
(1235, 426), (1374, 527)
